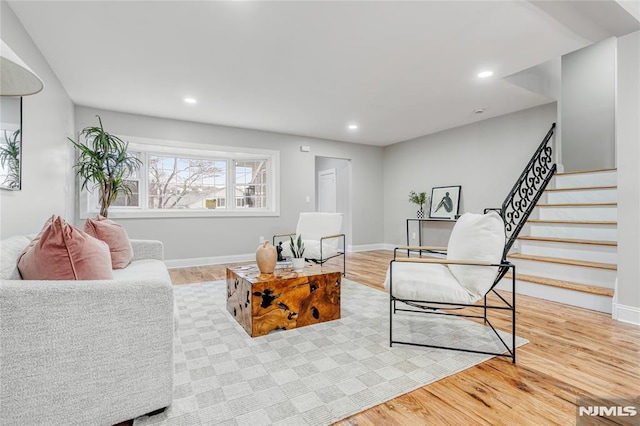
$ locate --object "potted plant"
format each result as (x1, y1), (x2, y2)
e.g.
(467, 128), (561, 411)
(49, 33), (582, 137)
(0, 129), (20, 189)
(69, 116), (142, 218)
(409, 190), (428, 218)
(289, 235), (306, 272)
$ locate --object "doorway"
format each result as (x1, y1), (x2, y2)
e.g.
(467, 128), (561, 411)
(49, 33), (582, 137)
(315, 156), (352, 249)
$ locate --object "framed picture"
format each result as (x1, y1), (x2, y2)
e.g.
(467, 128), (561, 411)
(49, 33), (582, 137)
(429, 185), (461, 219)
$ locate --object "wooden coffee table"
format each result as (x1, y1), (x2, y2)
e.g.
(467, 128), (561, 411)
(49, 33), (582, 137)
(226, 264), (341, 337)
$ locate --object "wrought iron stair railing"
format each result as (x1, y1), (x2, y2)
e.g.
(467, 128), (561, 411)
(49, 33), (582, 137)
(488, 122), (557, 287)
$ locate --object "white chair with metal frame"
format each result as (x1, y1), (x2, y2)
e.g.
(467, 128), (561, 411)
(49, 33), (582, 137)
(385, 211), (517, 363)
(273, 212), (346, 276)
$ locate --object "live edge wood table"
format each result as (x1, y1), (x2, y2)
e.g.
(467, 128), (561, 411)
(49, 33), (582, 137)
(226, 264), (341, 337)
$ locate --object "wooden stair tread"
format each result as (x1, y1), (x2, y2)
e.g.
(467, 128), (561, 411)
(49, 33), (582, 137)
(508, 254), (616, 270)
(545, 185), (616, 192)
(555, 168), (616, 176)
(527, 219), (617, 225)
(504, 273), (614, 297)
(536, 202), (617, 207)
(517, 236), (617, 246)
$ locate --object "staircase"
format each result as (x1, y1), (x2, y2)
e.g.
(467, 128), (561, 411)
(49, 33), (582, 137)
(499, 169), (617, 313)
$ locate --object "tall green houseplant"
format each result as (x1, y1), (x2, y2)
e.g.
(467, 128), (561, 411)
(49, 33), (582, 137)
(69, 116), (141, 217)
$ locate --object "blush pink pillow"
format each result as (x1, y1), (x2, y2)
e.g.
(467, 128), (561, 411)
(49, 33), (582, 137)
(84, 216), (133, 269)
(17, 216), (113, 280)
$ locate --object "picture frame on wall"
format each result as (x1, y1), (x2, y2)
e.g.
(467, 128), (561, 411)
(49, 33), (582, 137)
(429, 185), (461, 219)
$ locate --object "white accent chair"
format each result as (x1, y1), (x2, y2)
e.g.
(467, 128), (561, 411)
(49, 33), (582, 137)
(385, 211), (517, 362)
(274, 212), (346, 275)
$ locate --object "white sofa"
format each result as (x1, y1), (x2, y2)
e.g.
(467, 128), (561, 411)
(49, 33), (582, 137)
(0, 235), (175, 426)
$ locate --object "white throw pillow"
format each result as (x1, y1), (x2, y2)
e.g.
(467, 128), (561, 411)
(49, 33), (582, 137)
(446, 211), (505, 300)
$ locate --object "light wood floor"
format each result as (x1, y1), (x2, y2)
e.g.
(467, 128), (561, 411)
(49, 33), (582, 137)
(166, 250), (640, 425)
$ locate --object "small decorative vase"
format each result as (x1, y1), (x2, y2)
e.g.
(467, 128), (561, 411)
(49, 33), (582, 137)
(256, 241), (277, 274)
(417, 208), (425, 219)
(291, 257), (306, 272)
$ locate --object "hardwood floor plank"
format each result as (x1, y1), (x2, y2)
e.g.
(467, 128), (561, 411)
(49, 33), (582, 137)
(115, 250), (639, 426)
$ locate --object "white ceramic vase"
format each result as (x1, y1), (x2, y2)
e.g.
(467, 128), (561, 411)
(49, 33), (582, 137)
(291, 257), (305, 272)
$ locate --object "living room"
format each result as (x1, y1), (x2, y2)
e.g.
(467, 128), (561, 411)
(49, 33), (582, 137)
(1, 1), (639, 425)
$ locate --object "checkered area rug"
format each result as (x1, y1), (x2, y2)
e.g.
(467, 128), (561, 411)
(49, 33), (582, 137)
(134, 279), (527, 426)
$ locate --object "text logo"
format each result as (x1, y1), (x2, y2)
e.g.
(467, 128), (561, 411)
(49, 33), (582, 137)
(578, 406), (638, 417)
(576, 397), (640, 426)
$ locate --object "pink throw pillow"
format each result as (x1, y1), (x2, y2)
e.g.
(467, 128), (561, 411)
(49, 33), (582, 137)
(17, 215), (113, 280)
(84, 216), (133, 269)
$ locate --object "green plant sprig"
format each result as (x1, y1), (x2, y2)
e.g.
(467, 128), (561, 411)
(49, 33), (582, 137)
(289, 235), (305, 258)
(0, 129), (20, 189)
(408, 191), (427, 209)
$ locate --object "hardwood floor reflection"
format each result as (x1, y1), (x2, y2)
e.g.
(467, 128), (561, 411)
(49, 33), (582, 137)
(120, 250), (639, 425)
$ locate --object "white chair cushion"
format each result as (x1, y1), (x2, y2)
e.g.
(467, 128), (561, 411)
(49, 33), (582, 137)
(296, 212), (343, 240)
(446, 211), (505, 300)
(281, 238), (340, 260)
(281, 212), (343, 260)
(384, 262), (475, 305)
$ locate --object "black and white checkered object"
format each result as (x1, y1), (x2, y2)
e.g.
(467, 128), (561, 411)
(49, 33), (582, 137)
(135, 279), (526, 426)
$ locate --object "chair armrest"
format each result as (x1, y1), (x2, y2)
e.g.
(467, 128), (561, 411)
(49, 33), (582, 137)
(0, 279), (174, 424)
(394, 257), (507, 267)
(131, 239), (164, 261)
(272, 232), (296, 245)
(396, 245), (447, 251)
(394, 245), (448, 260)
(320, 233), (344, 240)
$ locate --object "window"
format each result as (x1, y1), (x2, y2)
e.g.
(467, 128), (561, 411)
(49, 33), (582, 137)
(81, 137), (279, 218)
(147, 155), (226, 210)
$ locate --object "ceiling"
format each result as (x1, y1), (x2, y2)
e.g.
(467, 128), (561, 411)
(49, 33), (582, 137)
(7, 1), (639, 146)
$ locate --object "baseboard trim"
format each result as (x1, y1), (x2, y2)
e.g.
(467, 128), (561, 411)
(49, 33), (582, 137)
(612, 302), (640, 325)
(165, 253), (255, 268)
(348, 243), (391, 252)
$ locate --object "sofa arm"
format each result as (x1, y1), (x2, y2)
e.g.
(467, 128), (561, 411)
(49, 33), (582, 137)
(131, 239), (164, 261)
(0, 279), (174, 426)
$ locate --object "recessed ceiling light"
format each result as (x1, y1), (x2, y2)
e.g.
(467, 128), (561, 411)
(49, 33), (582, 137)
(184, 97), (197, 104)
(348, 124), (358, 130)
(477, 71), (493, 78)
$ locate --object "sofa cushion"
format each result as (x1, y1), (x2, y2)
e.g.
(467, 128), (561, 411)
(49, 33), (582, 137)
(112, 259), (179, 331)
(0, 236), (30, 280)
(111, 259), (171, 284)
(446, 211), (505, 299)
(84, 216), (133, 269)
(17, 216), (113, 280)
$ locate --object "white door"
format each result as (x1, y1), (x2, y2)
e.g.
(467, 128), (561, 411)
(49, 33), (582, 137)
(318, 168), (337, 213)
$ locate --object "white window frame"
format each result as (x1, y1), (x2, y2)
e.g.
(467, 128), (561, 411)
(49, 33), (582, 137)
(78, 136), (280, 219)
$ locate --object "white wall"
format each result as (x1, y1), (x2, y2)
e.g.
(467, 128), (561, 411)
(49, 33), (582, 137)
(561, 37), (616, 172)
(383, 103), (557, 247)
(615, 30), (640, 319)
(0, 1), (75, 238)
(74, 107), (384, 261)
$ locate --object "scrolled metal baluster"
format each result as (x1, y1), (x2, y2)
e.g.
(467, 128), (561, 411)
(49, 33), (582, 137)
(499, 123), (557, 256)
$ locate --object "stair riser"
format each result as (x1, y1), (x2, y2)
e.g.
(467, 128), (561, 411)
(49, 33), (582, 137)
(536, 206), (617, 221)
(511, 259), (616, 288)
(518, 240), (617, 264)
(545, 188), (617, 204)
(527, 223), (617, 241)
(495, 278), (612, 313)
(553, 171), (617, 188)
